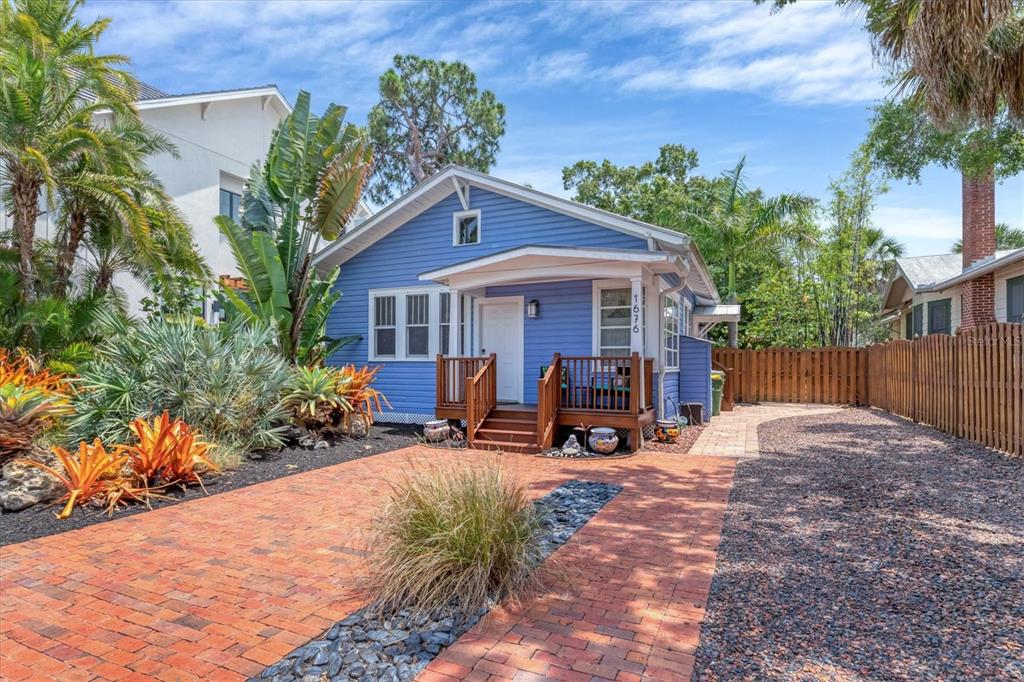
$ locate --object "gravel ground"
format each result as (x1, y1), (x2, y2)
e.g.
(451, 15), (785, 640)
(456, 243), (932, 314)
(694, 407), (1024, 681)
(642, 424), (705, 455)
(0, 424), (419, 546)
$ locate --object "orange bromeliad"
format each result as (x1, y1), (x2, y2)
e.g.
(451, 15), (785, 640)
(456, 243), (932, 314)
(124, 411), (218, 486)
(20, 439), (128, 519)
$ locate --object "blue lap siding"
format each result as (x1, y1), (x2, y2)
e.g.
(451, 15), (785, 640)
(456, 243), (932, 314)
(325, 187), (647, 419)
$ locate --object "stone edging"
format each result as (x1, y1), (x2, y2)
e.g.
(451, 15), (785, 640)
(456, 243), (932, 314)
(252, 480), (622, 682)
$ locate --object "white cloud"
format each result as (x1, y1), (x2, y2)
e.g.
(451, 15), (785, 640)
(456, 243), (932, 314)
(524, 51), (589, 85)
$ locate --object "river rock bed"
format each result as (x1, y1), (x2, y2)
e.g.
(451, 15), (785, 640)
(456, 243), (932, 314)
(253, 480), (622, 682)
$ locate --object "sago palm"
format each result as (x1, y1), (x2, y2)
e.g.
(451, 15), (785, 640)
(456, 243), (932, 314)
(0, 0), (138, 302)
(218, 90), (372, 364)
(668, 157), (814, 347)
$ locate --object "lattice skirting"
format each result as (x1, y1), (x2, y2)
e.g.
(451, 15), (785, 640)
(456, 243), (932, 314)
(376, 412), (438, 425)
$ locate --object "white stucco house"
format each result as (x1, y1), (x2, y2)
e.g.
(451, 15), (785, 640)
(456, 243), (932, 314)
(880, 248), (1024, 338)
(101, 83), (292, 320)
(3, 80), (371, 319)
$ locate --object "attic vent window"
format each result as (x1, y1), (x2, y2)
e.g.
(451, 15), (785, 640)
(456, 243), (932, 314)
(453, 209), (481, 246)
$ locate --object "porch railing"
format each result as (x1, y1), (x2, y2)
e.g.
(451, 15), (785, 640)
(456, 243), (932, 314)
(436, 355), (491, 410)
(536, 354), (561, 449)
(560, 353), (654, 414)
(465, 353), (496, 441)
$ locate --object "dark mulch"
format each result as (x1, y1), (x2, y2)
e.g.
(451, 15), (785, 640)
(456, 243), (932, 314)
(642, 424), (705, 455)
(694, 407), (1024, 681)
(0, 424), (419, 547)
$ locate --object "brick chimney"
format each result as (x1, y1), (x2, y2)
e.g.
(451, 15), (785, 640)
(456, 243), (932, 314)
(959, 173), (996, 329)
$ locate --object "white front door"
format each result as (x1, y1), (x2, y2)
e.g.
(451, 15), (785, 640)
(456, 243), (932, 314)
(477, 297), (523, 402)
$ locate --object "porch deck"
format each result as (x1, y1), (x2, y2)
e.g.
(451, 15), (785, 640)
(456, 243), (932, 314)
(436, 353), (656, 453)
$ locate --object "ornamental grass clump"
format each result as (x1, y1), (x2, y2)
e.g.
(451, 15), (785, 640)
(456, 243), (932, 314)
(365, 460), (546, 619)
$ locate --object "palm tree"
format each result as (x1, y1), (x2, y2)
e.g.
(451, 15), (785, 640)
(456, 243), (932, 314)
(668, 157), (814, 347)
(952, 223), (1024, 253)
(0, 0), (137, 302)
(51, 117), (209, 300)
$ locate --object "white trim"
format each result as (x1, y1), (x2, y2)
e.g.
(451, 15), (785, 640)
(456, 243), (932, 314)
(129, 87), (292, 114)
(313, 165), (689, 268)
(662, 292), (681, 371)
(474, 296), (525, 403)
(591, 279), (635, 357)
(451, 177), (470, 211)
(452, 209), (482, 247)
(420, 246), (677, 282)
(367, 285), (446, 362)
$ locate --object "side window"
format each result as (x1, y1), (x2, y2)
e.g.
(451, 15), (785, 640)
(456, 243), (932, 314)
(927, 299), (952, 335)
(905, 310), (913, 339)
(219, 188), (241, 223)
(912, 303), (923, 338)
(1008, 275), (1024, 323)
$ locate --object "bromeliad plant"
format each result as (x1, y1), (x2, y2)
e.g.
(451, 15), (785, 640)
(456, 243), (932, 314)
(124, 412), (218, 487)
(286, 366), (351, 434)
(217, 90), (372, 365)
(0, 359), (73, 461)
(335, 364), (389, 431)
(21, 438), (128, 519)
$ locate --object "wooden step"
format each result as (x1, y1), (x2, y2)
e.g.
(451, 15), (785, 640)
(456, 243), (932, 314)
(489, 408), (537, 421)
(475, 427), (536, 444)
(481, 417), (536, 431)
(469, 439), (541, 454)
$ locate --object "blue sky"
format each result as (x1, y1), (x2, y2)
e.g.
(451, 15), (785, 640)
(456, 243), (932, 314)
(92, 0), (1022, 257)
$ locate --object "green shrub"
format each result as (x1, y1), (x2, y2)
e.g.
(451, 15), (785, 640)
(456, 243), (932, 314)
(69, 316), (291, 460)
(365, 460), (546, 618)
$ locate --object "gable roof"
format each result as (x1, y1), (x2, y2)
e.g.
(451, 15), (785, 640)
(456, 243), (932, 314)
(881, 249), (1021, 311)
(131, 85), (292, 115)
(313, 165), (690, 270)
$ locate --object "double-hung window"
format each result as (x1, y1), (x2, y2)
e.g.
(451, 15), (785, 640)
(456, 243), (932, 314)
(373, 295), (397, 357)
(405, 293), (430, 357)
(1008, 275), (1024, 323)
(595, 284), (646, 356)
(662, 295), (680, 370)
(369, 287), (453, 361)
(927, 298), (952, 335)
(598, 288), (632, 356)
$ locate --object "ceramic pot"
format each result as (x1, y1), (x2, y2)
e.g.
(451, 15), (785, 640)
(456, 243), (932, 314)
(655, 419), (680, 443)
(423, 419), (450, 442)
(588, 427), (619, 454)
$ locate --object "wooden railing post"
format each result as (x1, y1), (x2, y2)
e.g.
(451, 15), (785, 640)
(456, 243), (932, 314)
(629, 352), (640, 415)
(436, 354), (444, 412)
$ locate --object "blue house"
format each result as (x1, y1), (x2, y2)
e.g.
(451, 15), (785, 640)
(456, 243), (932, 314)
(314, 166), (737, 452)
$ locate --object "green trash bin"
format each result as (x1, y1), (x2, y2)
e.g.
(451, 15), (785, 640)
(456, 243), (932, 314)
(710, 370), (725, 417)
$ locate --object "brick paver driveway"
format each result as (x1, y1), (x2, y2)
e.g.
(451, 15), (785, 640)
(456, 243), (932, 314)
(1, 444), (736, 682)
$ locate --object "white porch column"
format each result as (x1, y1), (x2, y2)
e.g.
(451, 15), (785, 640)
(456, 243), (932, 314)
(629, 276), (644, 354)
(447, 289), (461, 356)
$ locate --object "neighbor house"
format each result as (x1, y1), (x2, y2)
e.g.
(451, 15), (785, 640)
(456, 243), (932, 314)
(880, 248), (1024, 338)
(2, 82), (375, 320)
(314, 166), (736, 452)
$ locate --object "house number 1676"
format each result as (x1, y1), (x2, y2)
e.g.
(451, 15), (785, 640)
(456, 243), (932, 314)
(632, 294), (640, 334)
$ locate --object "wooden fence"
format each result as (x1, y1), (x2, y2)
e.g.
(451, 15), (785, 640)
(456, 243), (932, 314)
(712, 323), (1023, 457)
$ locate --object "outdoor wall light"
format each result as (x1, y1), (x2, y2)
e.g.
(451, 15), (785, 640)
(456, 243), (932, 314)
(528, 299), (540, 318)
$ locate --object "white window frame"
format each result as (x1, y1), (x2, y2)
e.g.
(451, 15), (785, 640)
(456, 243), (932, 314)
(682, 296), (693, 338)
(452, 209), (482, 246)
(368, 285), (446, 361)
(662, 294), (680, 371)
(591, 279), (645, 357)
